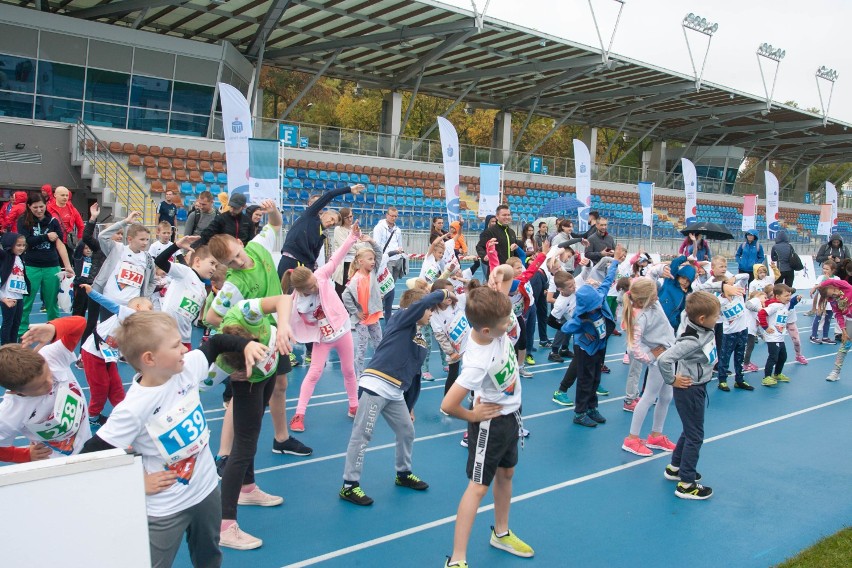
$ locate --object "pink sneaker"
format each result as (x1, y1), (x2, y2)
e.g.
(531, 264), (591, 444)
(623, 399), (638, 412)
(646, 434), (677, 452)
(622, 436), (652, 456)
(238, 485), (284, 507)
(743, 363), (759, 373)
(347, 406), (358, 418)
(795, 355), (808, 365)
(289, 414), (305, 432)
(622, 353), (630, 364)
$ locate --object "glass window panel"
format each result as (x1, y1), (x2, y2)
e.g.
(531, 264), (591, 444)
(35, 96), (82, 123)
(85, 68), (129, 105)
(130, 75), (171, 109)
(128, 107), (168, 133)
(169, 112), (208, 137)
(171, 82), (213, 115)
(0, 54), (36, 93)
(84, 101), (127, 128)
(36, 60), (84, 99)
(0, 90), (34, 119)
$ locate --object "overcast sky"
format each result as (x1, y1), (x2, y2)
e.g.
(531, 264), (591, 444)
(442, 0), (850, 123)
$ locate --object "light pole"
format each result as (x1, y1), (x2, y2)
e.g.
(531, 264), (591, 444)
(756, 43), (785, 112)
(681, 12), (719, 92)
(815, 66), (839, 126)
(587, 0), (627, 66)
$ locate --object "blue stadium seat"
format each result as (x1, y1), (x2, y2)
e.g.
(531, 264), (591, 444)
(194, 183), (207, 194)
(377, 185), (387, 194)
(286, 168), (296, 179)
(217, 173), (228, 185)
(297, 169), (307, 179)
(208, 184), (220, 195)
(329, 171), (339, 181)
(405, 187), (415, 197)
(180, 182), (193, 195)
(377, 194), (386, 205)
(308, 170), (318, 180)
(202, 172), (215, 184)
(319, 170), (329, 181)
(288, 190), (299, 201)
(340, 172), (350, 182)
(299, 190), (309, 201)
(281, 178), (291, 189)
(387, 195), (397, 206)
(405, 196), (415, 207)
(303, 179), (314, 190)
(360, 174), (369, 183)
(176, 208), (188, 222)
(314, 181), (325, 191)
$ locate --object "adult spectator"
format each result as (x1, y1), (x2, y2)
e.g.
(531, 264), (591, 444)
(476, 204), (518, 264)
(429, 216), (447, 243)
(815, 233), (851, 265)
(245, 204), (263, 240)
(41, 184), (53, 206)
(373, 205), (406, 321)
(534, 221), (550, 251)
(735, 230), (765, 280)
(770, 229), (796, 286)
(157, 189), (178, 227)
(332, 207), (356, 296)
(2, 191), (28, 233)
(278, 183), (364, 277)
(16, 193), (74, 335)
(184, 190), (216, 236)
(680, 232), (712, 261)
(584, 217), (616, 263)
(195, 192), (251, 247)
(521, 223), (536, 254)
(47, 186), (84, 247)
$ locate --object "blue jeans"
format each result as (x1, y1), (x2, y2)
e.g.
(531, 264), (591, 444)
(671, 382), (706, 484)
(718, 329), (747, 383)
(811, 311), (832, 339)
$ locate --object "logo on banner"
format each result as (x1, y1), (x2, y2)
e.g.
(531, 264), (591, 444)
(580, 163), (587, 174)
(232, 119), (243, 134)
(447, 146), (454, 157)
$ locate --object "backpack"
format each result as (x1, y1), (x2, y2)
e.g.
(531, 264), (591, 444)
(790, 250), (804, 272)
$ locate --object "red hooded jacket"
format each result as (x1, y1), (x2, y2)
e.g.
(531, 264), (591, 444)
(47, 192), (84, 243)
(2, 191), (29, 233)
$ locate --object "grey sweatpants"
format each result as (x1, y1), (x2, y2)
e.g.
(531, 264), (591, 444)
(353, 322), (383, 377)
(148, 485), (222, 568)
(625, 355), (643, 403)
(342, 390), (414, 483)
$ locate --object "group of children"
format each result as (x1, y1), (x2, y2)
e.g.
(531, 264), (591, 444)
(1, 210), (851, 568)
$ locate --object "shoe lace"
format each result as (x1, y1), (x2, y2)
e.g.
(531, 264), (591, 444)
(350, 486), (367, 497)
(404, 473), (422, 483)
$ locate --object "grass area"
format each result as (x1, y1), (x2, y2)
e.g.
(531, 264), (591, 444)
(776, 527), (852, 567)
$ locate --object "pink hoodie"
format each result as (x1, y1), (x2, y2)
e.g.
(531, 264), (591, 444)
(288, 231), (358, 343)
(820, 278), (852, 330)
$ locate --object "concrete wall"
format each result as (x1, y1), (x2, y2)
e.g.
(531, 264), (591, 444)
(0, 120), (82, 192)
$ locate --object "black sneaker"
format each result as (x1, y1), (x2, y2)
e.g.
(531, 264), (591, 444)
(601, 365), (611, 374)
(573, 413), (597, 427)
(539, 340), (553, 348)
(395, 472), (429, 490)
(734, 381), (755, 391)
(809, 336), (822, 344)
(88, 413), (108, 426)
(215, 455), (228, 479)
(272, 436), (313, 456)
(559, 348), (572, 358)
(823, 338), (837, 345)
(675, 482), (713, 500)
(663, 465), (702, 482)
(717, 381), (731, 392)
(339, 484), (374, 506)
(547, 352), (564, 363)
(586, 408), (606, 424)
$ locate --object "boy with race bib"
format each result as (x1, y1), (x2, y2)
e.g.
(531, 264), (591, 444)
(81, 311), (268, 568)
(441, 286), (533, 567)
(0, 316), (90, 457)
(757, 284), (794, 387)
(94, 211), (155, 309)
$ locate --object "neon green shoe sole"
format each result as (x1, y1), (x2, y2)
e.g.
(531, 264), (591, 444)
(490, 527), (534, 558)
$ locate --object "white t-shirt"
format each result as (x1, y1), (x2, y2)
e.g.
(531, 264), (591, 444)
(148, 240), (178, 263)
(761, 302), (789, 343)
(103, 245), (150, 305)
(455, 334), (522, 415)
(551, 293), (576, 322)
(0, 256), (27, 300)
(430, 298), (470, 355)
(82, 306), (136, 361)
(419, 256), (445, 284)
(162, 263), (206, 343)
(719, 294), (748, 334)
(96, 350), (218, 518)
(295, 292), (351, 343)
(0, 340), (90, 457)
(358, 373), (404, 401)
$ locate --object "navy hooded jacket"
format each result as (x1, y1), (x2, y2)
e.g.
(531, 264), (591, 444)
(736, 230), (765, 273)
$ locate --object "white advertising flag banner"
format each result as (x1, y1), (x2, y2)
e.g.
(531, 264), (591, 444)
(741, 194), (757, 232)
(573, 139), (592, 231)
(218, 83), (252, 196)
(765, 171), (780, 239)
(825, 181), (838, 235)
(681, 158), (698, 225)
(437, 117), (461, 222)
(478, 163), (501, 218)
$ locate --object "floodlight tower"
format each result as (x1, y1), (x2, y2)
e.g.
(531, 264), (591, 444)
(681, 12), (719, 92)
(815, 65), (839, 126)
(587, 0), (627, 66)
(756, 43), (786, 112)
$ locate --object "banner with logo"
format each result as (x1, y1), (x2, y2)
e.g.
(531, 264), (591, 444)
(792, 253), (818, 293)
(573, 139), (591, 231)
(817, 203), (834, 236)
(825, 181), (838, 235)
(437, 117), (461, 222)
(741, 194), (757, 231)
(681, 158), (698, 225)
(218, 83), (252, 196)
(765, 171), (780, 239)
(248, 138), (280, 204)
(638, 181), (654, 227)
(479, 163), (501, 218)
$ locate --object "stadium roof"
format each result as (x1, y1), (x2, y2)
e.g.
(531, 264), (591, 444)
(13, 0), (852, 162)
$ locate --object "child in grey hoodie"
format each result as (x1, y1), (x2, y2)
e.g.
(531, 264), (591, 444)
(657, 291), (720, 500)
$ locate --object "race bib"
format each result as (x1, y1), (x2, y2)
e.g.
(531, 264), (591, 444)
(722, 298), (745, 323)
(448, 312), (470, 354)
(423, 264), (440, 283)
(81, 259), (92, 278)
(512, 295), (523, 317)
(254, 327), (278, 376)
(200, 364), (230, 392)
(592, 317), (607, 340)
(507, 312), (520, 343)
(176, 296), (201, 320)
(7, 272), (27, 293)
(25, 382), (85, 453)
(99, 341), (120, 363)
(117, 261), (144, 289)
(146, 391), (209, 482)
(377, 267), (395, 297)
(487, 338), (518, 394)
(318, 316), (345, 342)
(703, 340), (717, 365)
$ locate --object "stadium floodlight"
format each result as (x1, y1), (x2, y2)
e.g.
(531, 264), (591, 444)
(756, 42), (786, 112)
(815, 65), (839, 125)
(587, 0), (628, 65)
(681, 12), (719, 91)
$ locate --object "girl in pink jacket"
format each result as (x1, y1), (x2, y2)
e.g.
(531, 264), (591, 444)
(817, 278), (852, 381)
(282, 223), (361, 432)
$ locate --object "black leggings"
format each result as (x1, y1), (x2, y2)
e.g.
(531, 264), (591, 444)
(221, 375), (276, 520)
(776, 270), (794, 287)
(444, 361), (461, 395)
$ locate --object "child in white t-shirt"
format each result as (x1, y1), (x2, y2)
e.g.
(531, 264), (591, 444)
(81, 311), (268, 567)
(0, 316), (90, 457)
(148, 221), (176, 262)
(95, 211), (155, 307)
(442, 287), (533, 567)
(758, 284), (793, 386)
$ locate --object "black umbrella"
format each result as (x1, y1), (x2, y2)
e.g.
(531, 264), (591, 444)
(680, 221), (734, 241)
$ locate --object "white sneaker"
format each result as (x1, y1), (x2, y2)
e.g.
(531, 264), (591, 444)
(219, 523), (262, 550)
(238, 486), (284, 507)
(826, 371), (840, 382)
(519, 366), (533, 378)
